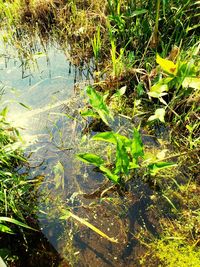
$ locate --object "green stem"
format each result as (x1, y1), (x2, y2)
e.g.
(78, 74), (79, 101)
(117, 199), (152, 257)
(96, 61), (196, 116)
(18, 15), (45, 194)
(155, 0), (161, 37)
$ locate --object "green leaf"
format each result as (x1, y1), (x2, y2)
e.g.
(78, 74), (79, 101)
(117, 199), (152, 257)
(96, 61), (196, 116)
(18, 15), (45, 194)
(112, 86), (127, 98)
(130, 9), (147, 17)
(80, 109), (98, 118)
(92, 132), (130, 146)
(0, 217), (37, 231)
(156, 54), (178, 75)
(99, 165), (120, 183)
(129, 158), (139, 169)
(131, 128), (144, 161)
(148, 108), (166, 123)
(148, 82), (168, 98)
(53, 161), (65, 190)
(115, 138), (130, 175)
(148, 162), (177, 176)
(182, 77), (200, 90)
(0, 107), (9, 118)
(77, 153), (104, 167)
(0, 223), (14, 234)
(86, 86), (113, 125)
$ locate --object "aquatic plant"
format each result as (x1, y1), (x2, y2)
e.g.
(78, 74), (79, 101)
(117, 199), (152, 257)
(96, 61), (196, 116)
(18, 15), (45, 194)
(78, 87), (177, 184)
(81, 85), (114, 126)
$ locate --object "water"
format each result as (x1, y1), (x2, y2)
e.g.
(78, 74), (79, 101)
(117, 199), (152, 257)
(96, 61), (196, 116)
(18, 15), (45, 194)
(0, 40), (157, 267)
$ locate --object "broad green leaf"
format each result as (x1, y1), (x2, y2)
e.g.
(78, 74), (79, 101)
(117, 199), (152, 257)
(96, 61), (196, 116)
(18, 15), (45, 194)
(92, 132), (130, 146)
(99, 165), (120, 183)
(129, 158), (139, 169)
(0, 223), (14, 234)
(148, 82), (168, 98)
(148, 162), (177, 176)
(156, 54), (178, 75)
(77, 153), (104, 167)
(148, 108), (165, 123)
(0, 217), (37, 231)
(80, 109), (98, 117)
(115, 138), (129, 175)
(53, 161), (65, 190)
(131, 128), (144, 161)
(182, 77), (200, 90)
(86, 86), (114, 125)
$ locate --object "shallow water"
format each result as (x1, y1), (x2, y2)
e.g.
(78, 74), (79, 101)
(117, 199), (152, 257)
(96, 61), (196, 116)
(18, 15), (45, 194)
(0, 39), (158, 267)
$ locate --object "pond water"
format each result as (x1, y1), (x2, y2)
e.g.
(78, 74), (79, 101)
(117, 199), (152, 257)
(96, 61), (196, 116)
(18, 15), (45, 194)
(0, 39), (158, 266)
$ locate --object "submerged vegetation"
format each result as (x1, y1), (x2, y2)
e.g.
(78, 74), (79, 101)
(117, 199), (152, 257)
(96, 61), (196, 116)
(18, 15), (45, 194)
(0, 0), (200, 266)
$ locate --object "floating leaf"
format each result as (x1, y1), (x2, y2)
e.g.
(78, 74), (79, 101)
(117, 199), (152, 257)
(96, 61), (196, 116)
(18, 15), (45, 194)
(156, 54), (178, 75)
(148, 108), (166, 123)
(77, 153), (104, 167)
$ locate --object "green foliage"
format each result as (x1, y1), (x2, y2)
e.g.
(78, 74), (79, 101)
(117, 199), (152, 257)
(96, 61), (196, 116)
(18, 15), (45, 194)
(0, 108), (35, 234)
(148, 49), (200, 122)
(91, 26), (102, 63)
(81, 86), (114, 125)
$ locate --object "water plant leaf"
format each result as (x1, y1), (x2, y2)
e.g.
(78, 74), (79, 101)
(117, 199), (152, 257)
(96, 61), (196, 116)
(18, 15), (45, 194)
(99, 165), (120, 184)
(182, 77), (200, 90)
(156, 54), (178, 75)
(148, 162), (177, 176)
(53, 161), (65, 190)
(148, 108), (166, 123)
(80, 109), (98, 118)
(86, 86), (113, 125)
(148, 82), (168, 98)
(77, 153), (104, 167)
(115, 138), (129, 175)
(131, 128), (144, 161)
(0, 217), (37, 231)
(92, 132), (130, 146)
(129, 158), (139, 169)
(60, 210), (118, 243)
